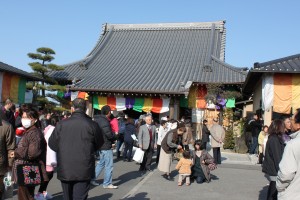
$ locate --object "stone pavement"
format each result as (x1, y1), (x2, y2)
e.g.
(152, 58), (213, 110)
(7, 151), (268, 200)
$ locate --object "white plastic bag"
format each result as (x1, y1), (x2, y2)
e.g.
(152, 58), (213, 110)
(133, 148), (144, 163)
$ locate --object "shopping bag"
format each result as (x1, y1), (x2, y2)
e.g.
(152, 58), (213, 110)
(16, 163), (43, 186)
(133, 148), (144, 163)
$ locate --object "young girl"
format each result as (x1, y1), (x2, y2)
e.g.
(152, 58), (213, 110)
(258, 125), (268, 164)
(192, 140), (214, 184)
(175, 150), (193, 186)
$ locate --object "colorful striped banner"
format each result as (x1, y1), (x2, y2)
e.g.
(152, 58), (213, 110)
(0, 72), (27, 104)
(92, 96), (170, 113)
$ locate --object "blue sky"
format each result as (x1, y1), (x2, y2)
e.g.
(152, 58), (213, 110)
(0, 0), (299, 72)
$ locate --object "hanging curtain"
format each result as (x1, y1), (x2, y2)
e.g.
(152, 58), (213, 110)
(273, 74), (292, 114)
(262, 74), (274, 111)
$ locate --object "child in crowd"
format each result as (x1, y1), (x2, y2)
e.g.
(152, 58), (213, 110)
(175, 150), (193, 186)
(258, 125), (268, 164)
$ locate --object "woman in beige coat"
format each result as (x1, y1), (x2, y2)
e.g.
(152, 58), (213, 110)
(210, 118), (225, 164)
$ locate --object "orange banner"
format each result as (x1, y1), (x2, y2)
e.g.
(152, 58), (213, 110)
(273, 74), (292, 114)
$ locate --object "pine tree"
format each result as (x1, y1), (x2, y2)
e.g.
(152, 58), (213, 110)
(27, 47), (65, 109)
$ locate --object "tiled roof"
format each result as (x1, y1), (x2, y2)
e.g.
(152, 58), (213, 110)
(50, 21), (246, 94)
(243, 54), (300, 95)
(252, 54), (300, 73)
(0, 61), (42, 80)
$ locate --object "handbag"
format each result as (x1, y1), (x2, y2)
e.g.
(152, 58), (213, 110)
(16, 163), (43, 186)
(133, 148), (144, 163)
(208, 163), (217, 171)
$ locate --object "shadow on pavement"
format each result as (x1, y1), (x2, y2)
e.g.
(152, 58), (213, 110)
(258, 185), (268, 200)
(122, 192), (150, 200)
(89, 193), (113, 199)
(113, 171), (143, 185)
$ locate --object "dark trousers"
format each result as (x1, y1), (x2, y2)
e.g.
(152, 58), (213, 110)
(267, 181), (278, 200)
(117, 135), (124, 158)
(213, 147), (221, 164)
(18, 185), (35, 200)
(140, 145), (154, 170)
(156, 145), (161, 164)
(201, 142), (207, 151)
(61, 180), (90, 200)
(258, 153), (264, 164)
(123, 141), (133, 160)
(250, 136), (258, 154)
(38, 171), (54, 193)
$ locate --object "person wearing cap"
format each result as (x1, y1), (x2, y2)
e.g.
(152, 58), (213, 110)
(210, 118), (225, 164)
(138, 114), (157, 172)
(159, 121), (185, 180)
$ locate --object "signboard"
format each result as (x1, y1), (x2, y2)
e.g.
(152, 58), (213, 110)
(192, 108), (204, 123)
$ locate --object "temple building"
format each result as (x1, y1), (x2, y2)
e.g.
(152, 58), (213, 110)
(49, 21), (246, 132)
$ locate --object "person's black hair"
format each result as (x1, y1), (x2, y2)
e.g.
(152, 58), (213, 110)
(23, 106), (41, 128)
(160, 120), (167, 126)
(101, 105), (111, 115)
(110, 113), (115, 120)
(183, 150), (190, 159)
(194, 139), (203, 150)
(294, 108), (300, 123)
(268, 119), (284, 136)
(72, 98), (86, 112)
(203, 119), (208, 123)
(263, 125), (268, 129)
(50, 115), (60, 126)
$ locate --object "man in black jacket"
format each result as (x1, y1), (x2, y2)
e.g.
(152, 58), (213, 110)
(201, 119), (210, 150)
(249, 114), (263, 155)
(49, 98), (104, 200)
(91, 105), (119, 189)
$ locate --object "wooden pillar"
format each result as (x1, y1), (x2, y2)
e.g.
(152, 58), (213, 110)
(169, 97), (175, 119)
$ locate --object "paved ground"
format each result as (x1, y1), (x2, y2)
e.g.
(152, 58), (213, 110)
(7, 151), (269, 200)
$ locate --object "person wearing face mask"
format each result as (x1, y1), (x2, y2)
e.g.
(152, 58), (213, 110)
(12, 106), (48, 200)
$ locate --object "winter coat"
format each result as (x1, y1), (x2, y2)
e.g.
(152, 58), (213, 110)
(13, 125), (48, 183)
(202, 124), (210, 143)
(93, 115), (117, 150)
(138, 124), (157, 150)
(210, 124), (225, 148)
(262, 134), (285, 179)
(161, 130), (180, 154)
(0, 121), (15, 175)
(176, 158), (193, 174)
(124, 123), (136, 143)
(49, 111), (104, 181)
(250, 119), (262, 137)
(277, 130), (300, 200)
(192, 150), (214, 182)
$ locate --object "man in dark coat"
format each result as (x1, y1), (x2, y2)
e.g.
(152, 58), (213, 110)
(49, 98), (104, 200)
(0, 112), (15, 199)
(201, 119), (210, 150)
(249, 114), (263, 155)
(1, 99), (15, 130)
(91, 105), (119, 189)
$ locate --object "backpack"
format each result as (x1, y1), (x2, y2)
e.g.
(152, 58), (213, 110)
(118, 119), (126, 134)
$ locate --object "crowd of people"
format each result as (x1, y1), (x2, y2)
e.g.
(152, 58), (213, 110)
(0, 97), (225, 199)
(3, 96), (300, 200)
(245, 111), (300, 200)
